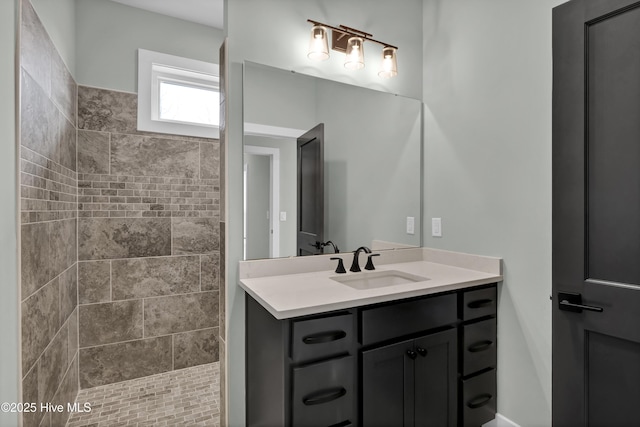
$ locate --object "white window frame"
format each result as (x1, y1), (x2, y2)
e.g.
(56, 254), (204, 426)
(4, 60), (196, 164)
(137, 49), (220, 139)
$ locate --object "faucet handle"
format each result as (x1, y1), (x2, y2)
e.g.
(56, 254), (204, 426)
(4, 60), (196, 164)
(330, 257), (347, 274)
(365, 253), (381, 271)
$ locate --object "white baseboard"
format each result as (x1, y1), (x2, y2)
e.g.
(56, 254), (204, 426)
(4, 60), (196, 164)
(482, 413), (521, 427)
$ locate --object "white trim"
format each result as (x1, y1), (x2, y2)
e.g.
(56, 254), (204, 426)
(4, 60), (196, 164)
(244, 145), (281, 258)
(244, 123), (306, 139)
(137, 49), (220, 139)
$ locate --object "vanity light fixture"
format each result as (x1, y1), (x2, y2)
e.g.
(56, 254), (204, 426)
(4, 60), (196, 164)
(306, 19), (399, 78)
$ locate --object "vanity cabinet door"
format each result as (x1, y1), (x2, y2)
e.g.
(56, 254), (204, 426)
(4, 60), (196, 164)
(362, 338), (414, 427)
(414, 329), (458, 427)
(362, 329), (457, 427)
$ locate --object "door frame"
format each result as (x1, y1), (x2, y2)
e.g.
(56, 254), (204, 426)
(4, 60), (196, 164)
(244, 145), (281, 258)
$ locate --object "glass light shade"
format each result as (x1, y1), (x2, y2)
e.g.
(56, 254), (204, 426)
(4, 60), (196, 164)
(307, 25), (329, 61)
(344, 36), (365, 70)
(379, 47), (398, 78)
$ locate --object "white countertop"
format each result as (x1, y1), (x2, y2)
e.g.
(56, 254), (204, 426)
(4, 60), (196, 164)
(238, 247), (503, 319)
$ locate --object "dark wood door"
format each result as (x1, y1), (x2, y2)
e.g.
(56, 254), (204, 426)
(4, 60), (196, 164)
(297, 124), (324, 256)
(362, 338), (414, 427)
(553, 1), (640, 425)
(414, 330), (457, 427)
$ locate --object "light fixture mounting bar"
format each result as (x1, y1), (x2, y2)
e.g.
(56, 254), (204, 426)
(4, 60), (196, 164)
(306, 19), (398, 51)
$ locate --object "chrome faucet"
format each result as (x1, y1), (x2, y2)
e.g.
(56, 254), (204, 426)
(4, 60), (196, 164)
(350, 246), (372, 272)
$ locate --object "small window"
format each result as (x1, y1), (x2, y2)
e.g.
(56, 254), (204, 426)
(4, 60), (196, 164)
(138, 49), (220, 139)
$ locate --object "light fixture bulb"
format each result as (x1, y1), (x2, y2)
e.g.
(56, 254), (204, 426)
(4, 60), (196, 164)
(307, 25), (329, 61)
(344, 36), (365, 70)
(378, 47), (398, 78)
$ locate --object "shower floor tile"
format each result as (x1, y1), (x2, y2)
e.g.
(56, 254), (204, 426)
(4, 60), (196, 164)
(66, 362), (219, 427)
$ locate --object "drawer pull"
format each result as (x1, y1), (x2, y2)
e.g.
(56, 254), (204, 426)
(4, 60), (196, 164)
(467, 340), (494, 353)
(302, 330), (347, 345)
(467, 393), (493, 409)
(467, 299), (493, 309)
(302, 387), (347, 406)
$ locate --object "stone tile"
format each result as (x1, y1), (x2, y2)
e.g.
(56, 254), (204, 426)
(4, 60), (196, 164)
(22, 278), (59, 375)
(111, 256), (200, 300)
(201, 253), (220, 291)
(38, 324), (68, 402)
(77, 130), (109, 174)
(144, 292), (218, 337)
(49, 219), (77, 279)
(200, 142), (219, 179)
(20, 68), (58, 163)
(51, 355), (79, 427)
(21, 221), (51, 298)
(172, 217), (219, 255)
(78, 218), (171, 260)
(68, 308), (79, 362)
(78, 86), (137, 133)
(111, 134), (199, 178)
(56, 113), (76, 172)
(174, 328), (219, 369)
(219, 222), (226, 342)
(20, 0), (52, 96)
(78, 261), (111, 304)
(51, 48), (77, 125)
(23, 365), (44, 427)
(79, 336), (172, 388)
(69, 363), (219, 426)
(79, 301), (143, 348)
(59, 264), (77, 327)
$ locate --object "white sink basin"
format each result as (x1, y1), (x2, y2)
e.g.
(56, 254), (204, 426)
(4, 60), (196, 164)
(331, 270), (429, 290)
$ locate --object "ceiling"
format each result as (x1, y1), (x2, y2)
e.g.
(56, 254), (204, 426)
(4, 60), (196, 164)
(110, 0), (224, 29)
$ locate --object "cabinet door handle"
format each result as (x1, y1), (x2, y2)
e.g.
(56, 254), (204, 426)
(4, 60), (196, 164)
(467, 393), (493, 409)
(302, 387), (347, 406)
(416, 347), (427, 357)
(406, 350), (417, 360)
(467, 340), (494, 353)
(467, 299), (493, 309)
(302, 330), (347, 345)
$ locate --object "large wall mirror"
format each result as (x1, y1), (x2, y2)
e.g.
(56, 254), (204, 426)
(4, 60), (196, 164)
(243, 61), (422, 260)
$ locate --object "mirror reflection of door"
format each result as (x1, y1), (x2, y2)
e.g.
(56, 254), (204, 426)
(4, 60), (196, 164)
(297, 124), (325, 256)
(244, 145), (280, 260)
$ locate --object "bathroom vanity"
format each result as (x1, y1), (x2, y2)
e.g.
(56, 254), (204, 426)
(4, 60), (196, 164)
(240, 248), (502, 427)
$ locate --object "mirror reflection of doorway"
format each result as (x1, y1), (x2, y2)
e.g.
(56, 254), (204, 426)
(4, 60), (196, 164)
(243, 145), (280, 260)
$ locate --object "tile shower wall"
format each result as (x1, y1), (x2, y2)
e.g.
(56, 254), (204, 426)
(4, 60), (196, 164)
(19, 1), (79, 426)
(76, 85), (221, 389)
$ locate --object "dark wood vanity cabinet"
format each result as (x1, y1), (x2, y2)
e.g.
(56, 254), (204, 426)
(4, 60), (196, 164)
(246, 283), (497, 427)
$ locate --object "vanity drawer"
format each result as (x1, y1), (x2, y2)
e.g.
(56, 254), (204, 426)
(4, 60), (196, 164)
(462, 318), (497, 376)
(361, 294), (457, 346)
(292, 356), (354, 427)
(291, 313), (354, 363)
(461, 368), (497, 427)
(462, 287), (497, 321)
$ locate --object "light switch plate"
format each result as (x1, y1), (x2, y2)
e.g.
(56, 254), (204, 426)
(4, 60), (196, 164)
(432, 218), (442, 237)
(406, 217), (415, 235)
(280, 212), (287, 221)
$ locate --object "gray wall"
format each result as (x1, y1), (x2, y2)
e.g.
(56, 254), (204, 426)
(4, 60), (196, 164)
(225, 0), (425, 423)
(0, 0), (19, 425)
(422, 0), (564, 425)
(75, 0), (224, 92)
(31, 0), (75, 74)
(244, 153), (271, 259)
